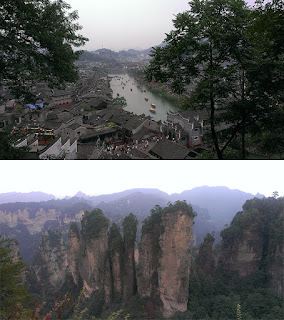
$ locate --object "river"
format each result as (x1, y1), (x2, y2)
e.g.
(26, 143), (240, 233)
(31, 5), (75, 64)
(109, 73), (179, 122)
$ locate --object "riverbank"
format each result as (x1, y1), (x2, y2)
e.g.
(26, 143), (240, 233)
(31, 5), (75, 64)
(127, 69), (182, 107)
(109, 73), (179, 122)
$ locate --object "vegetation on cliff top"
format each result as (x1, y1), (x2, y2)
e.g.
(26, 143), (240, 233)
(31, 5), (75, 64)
(81, 209), (110, 239)
(142, 201), (196, 233)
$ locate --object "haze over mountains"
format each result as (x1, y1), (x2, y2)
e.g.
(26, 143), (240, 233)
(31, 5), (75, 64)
(0, 186), (265, 263)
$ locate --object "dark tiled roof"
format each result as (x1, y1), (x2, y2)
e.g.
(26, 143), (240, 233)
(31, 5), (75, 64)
(68, 123), (81, 130)
(43, 121), (63, 130)
(150, 138), (190, 159)
(128, 148), (152, 159)
(132, 126), (151, 141)
(76, 143), (96, 160)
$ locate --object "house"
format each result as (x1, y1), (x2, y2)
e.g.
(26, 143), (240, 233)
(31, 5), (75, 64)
(149, 138), (192, 159)
(39, 137), (77, 159)
(167, 109), (209, 147)
(51, 89), (72, 107)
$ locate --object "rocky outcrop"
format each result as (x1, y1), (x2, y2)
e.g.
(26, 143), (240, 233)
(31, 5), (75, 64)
(68, 223), (80, 285)
(269, 244), (284, 297)
(76, 209), (110, 297)
(138, 202), (195, 318)
(159, 208), (194, 318)
(30, 230), (68, 297)
(219, 197), (284, 297)
(137, 217), (160, 302)
(109, 223), (124, 302)
(196, 233), (215, 276)
(122, 213), (138, 300)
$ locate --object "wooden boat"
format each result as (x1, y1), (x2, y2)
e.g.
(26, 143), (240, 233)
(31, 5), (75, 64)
(149, 108), (156, 113)
(151, 104), (156, 107)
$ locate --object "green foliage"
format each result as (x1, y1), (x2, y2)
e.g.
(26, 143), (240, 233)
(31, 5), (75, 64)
(81, 209), (110, 240)
(164, 201), (196, 218)
(112, 96), (127, 107)
(145, 0), (283, 159)
(122, 213), (138, 244)
(184, 197), (284, 320)
(109, 223), (123, 253)
(0, 235), (30, 319)
(0, 133), (29, 159)
(142, 205), (163, 233)
(0, 0), (88, 102)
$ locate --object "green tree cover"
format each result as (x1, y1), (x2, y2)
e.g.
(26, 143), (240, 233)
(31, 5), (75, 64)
(0, 0), (88, 102)
(109, 223), (124, 254)
(81, 209), (110, 239)
(142, 201), (196, 234)
(0, 133), (29, 159)
(170, 197), (284, 320)
(145, 0), (284, 159)
(0, 235), (30, 319)
(112, 96), (127, 107)
(122, 213), (138, 244)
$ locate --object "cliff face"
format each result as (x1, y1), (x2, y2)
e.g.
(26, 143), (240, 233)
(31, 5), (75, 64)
(0, 208), (84, 235)
(122, 214), (138, 301)
(70, 209), (110, 298)
(137, 221), (160, 301)
(159, 210), (193, 318)
(220, 221), (263, 277)
(138, 202), (195, 318)
(196, 233), (215, 276)
(220, 197), (284, 297)
(68, 224), (80, 285)
(31, 230), (68, 297)
(269, 244), (284, 297)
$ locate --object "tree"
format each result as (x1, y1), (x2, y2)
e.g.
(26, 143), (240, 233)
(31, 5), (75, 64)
(0, 235), (29, 319)
(0, 0), (88, 102)
(113, 96), (127, 107)
(145, 0), (283, 159)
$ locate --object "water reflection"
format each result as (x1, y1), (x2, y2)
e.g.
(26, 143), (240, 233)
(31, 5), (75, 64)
(109, 73), (179, 122)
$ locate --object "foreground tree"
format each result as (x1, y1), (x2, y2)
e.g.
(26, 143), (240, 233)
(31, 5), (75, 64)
(146, 0), (283, 159)
(0, 0), (88, 102)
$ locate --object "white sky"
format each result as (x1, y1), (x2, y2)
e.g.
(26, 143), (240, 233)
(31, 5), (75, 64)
(1, 160), (283, 198)
(65, 0), (259, 51)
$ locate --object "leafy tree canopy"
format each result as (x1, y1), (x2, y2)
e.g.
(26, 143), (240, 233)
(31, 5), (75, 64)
(145, 0), (283, 159)
(0, 0), (88, 102)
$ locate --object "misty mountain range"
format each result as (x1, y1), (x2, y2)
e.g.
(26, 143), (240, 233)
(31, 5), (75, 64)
(0, 186), (264, 263)
(0, 186), (264, 225)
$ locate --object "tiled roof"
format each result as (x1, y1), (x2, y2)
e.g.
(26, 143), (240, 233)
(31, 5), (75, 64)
(149, 138), (190, 159)
(68, 123), (81, 130)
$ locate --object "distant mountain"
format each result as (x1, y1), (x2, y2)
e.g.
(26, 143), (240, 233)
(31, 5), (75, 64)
(0, 192), (56, 204)
(169, 186), (265, 227)
(89, 188), (169, 206)
(72, 191), (90, 199)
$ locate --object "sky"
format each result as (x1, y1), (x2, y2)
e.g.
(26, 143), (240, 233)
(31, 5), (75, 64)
(1, 160), (283, 198)
(65, 0), (260, 51)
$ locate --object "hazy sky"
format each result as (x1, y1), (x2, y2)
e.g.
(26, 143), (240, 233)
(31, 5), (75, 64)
(1, 161), (283, 198)
(65, 0), (260, 51)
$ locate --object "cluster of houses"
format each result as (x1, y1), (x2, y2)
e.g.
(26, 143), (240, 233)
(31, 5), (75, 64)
(0, 68), (210, 159)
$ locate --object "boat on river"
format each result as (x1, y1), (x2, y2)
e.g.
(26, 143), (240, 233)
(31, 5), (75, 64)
(149, 108), (156, 113)
(151, 104), (156, 108)
(145, 98), (148, 101)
